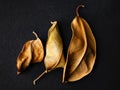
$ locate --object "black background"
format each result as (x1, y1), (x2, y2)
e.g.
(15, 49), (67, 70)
(0, 0), (120, 90)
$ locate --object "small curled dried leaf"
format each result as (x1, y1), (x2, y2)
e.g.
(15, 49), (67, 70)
(63, 5), (96, 82)
(16, 40), (32, 75)
(16, 32), (44, 75)
(33, 21), (65, 85)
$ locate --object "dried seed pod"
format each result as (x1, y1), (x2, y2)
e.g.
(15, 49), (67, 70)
(62, 5), (96, 82)
(16, 32), (44, 75)
(33, 21), (65, 85)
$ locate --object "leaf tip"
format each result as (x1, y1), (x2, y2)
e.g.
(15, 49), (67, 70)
(76, 4), (85, 16)
(50, 21), (57, 25)
(17, 71), (21, 75)
(33, 80), (36, 85)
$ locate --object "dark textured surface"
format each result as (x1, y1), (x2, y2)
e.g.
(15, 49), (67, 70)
(0, 0), (120, 90)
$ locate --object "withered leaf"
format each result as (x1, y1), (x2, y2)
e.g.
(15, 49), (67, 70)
(33, 21), (65, 85)
(31, 32), (44, 63)
(16, 32), (44, 75)
(44, 21), (65, 71)
(16, 40), (32, 75)
(63, 5), (96, 82)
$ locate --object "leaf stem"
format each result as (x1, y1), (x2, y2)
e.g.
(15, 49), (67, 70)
(33, 70), (47, 85)
(33, 31), (39, 39)
(76, 4), (85, 16)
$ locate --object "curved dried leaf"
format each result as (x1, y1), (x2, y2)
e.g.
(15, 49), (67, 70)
(63, 5), (96, 82)
(33, 21), (65, 85)
(44, 21), (65, 71)
(31, 32), (44, 63)
(16, 32), (44, 75)
(16, 40), (32, 75)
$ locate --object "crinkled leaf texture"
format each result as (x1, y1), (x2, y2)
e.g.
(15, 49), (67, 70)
(33, 21), (65, 85)
(16, 32), (44, 75)
(44, 21), (65, 72)
(63, 10), (96, 82)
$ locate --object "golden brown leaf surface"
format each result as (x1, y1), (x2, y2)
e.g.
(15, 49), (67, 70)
(16, 40), (32, 75)
(16, 32), (44, 75)
(33, 21), (65, 85)
(31, 32), (44, 63)
(63, 5), (96, 82)
(44, 21), (65, 71)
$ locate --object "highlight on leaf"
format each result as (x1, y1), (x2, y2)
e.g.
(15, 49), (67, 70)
(62, 4), (96, 82)
(16, 32), (44, 75)
(33, 21), (65, 85)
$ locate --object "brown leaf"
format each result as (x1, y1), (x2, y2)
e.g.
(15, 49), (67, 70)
(33, 21), (65, 85)
(16, 32), (44, 75)
(44, 21), (65, 71)
(31, 32), (44, 63)
(63, 5), (96, 82)
(16, 40), (32, 75)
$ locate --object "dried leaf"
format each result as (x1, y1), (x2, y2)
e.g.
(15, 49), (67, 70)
(31, 32), (44, 63)
(33, 21), (65, 85)
(16, 40), (32, 75)
(16, 32), (44, 75)
(44, 21), (65, 71)
(62, 5), (96, 82)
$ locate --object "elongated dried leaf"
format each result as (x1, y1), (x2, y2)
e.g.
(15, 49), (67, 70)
(33, 21), (65, 85)
(16, 32), (44, 75)
(63, 5), (96, 82)
(44, 21), (65, 71)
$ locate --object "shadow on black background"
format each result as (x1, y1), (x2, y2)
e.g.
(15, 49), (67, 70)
(0, 0), (120, 90)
